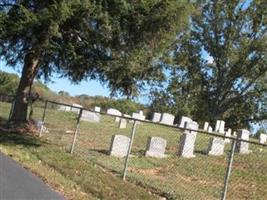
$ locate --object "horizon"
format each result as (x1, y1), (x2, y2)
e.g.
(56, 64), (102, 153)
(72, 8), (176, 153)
(0, 61), (150, 104)
(0, 59), (263, 134)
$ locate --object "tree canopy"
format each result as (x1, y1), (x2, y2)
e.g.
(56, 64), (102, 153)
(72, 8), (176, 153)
(0, 0), (192, 123)
(0, 0), (191, 96)
(150, 0), (267, 129)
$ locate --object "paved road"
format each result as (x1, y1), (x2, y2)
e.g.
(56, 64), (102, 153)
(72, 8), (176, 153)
(0, 152), (65, 200)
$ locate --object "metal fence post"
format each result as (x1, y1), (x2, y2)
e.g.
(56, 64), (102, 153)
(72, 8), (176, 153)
(122, 120), (138, 181)
(70, 108), (83, 154)
(39, 100), (48, 137)
(221, 138), (237, 200)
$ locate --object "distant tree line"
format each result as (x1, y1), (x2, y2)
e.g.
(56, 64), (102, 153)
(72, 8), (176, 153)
(0, 71), (147, 115)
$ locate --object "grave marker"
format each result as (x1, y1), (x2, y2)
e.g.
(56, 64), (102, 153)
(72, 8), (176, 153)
(145, 137), (167, 158)
(215, 120), (225, 133)
(178, 121), (199, 158)
(81, 110), (100, 122)
(132, 112), (146, 124)
(71, 104), (83, 113)
(224, 128), (232, 143)
(259, 134), (267, 144)
(208, 126), (213, 133)
(119, 118), (127, 129)
(160, 113), (175, 125)
(236, 129), (251, 154)
(207, 137), (225, 156)
(179, 116), (192, 128)
(208, 120), (225, 156)
(203, 122), (209, 131)
(58, 105), (71, 112)
(109, 135), (130, 157)
(94, 106), (101, 112)
(107, 108), (122, 122)
(152, 112), (162, 123)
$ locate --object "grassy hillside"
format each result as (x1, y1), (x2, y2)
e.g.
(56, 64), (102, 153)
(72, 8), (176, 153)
(0, 71), (148, 116)
(0, 132), (157, 200)
(1, 101), (266, 200)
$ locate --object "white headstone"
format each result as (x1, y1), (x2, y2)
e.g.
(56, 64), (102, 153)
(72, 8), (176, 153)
(236, 129), (251, 154)
(71, 104), (83, 113)
(208, 126), (213, 133)
(58, 105), (71, 112)
(119, 118), (127, 129)
(132, 112), (145, 121)
(152, 112), (162, 123)
(224, 128), (232, 143)
(259, 134), (267, 144)
(109, 135), (130, 157)
(233, 131), (237, 137)
(81, 110), (100, 122)
(145, 137), (167, 158)
(207, 137), (225, 156)
(215, 120), (225, 133)
(123, 114), (131, 118)
(115, 117), (121, 122)
(107, 108), (122, 116)
(107, 108), (122, 122)
(203, 122), (209, 131)
(179, 116), (193, 128)
(192, 121), (199, 132)
(208, 121), (225, 156)
(132, 112), (146, 124)
(160, 113), (175, 125)
(178, 121), (199, 158)
(94, 106), (101, 112)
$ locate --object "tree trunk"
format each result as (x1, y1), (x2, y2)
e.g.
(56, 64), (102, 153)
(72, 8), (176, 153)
(9, 53), (39, 124)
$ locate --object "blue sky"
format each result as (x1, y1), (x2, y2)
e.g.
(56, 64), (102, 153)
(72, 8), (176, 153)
(0, 52), (261, 133)
(0, 50), (216, 104)
(0, 61), (110, 96)
(0, 61), (151, 103)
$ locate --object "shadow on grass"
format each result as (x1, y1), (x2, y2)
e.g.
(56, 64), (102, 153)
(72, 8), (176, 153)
(89, 149), (110, 155)
(0, 117), (8, 125)
(194, 150), (208, 155)
(0, 132), (43, 147)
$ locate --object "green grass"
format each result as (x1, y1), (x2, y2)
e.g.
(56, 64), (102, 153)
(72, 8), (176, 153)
(1, 101), (267, 200)
(0, 132), (157, 200)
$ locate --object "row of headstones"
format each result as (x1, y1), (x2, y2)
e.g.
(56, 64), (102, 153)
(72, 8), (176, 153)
(58, 105), (267, 145)
(58, 105), (143, 124)
(109, 130), (252, 159)
(58, 103), (102, 122)
(180, 117), (267, 145)
(59, 104), (177, 126)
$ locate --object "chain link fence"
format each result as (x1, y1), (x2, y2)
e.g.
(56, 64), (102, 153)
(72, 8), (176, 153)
(0, 94), (14, 123)
(0, 96), (266, 200)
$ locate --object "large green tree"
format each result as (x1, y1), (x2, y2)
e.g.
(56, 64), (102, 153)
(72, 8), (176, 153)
(151, 0), (267, 129)
(0, 0), (191, 124)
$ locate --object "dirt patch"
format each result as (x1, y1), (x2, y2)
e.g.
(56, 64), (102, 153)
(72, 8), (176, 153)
(175, 172), (222, 187)
(128, 167), (166, 181)
(227, 181), (256, 200)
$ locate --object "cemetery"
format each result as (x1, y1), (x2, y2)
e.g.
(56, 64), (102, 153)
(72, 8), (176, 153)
(0, 99), (266, 200)
(12, 102), (265, 200)
(0, 1), (266, 199)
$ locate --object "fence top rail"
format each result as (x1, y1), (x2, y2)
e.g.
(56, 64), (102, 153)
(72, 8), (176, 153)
(44, 99), (267, 147)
